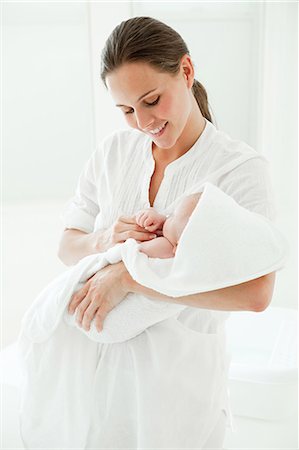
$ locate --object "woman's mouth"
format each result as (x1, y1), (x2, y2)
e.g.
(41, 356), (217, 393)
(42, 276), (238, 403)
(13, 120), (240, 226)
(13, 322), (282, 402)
(149, 122), (168, 137)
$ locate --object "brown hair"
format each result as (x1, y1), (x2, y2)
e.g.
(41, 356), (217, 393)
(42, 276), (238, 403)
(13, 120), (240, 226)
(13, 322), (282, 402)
(100, 16), (213, 123)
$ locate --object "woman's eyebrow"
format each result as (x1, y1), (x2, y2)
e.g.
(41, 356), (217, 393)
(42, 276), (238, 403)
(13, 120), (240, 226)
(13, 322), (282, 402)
(116, 88), (158, 107)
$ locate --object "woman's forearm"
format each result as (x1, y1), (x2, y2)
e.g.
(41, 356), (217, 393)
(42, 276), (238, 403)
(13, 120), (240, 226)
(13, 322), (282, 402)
(58, 228), (107, 266)
(123, 265), (273, 312)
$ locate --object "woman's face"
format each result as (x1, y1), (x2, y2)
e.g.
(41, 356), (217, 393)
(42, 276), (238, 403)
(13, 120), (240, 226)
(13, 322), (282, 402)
(105, 56), (195, 150)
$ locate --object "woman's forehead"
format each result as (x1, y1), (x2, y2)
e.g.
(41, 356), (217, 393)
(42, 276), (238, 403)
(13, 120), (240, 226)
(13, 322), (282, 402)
(106, 63), (174, 103)
(108, 61), (163, 81)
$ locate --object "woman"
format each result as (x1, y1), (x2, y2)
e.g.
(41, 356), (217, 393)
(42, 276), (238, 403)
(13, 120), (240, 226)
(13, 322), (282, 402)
(56, 16), (276, 449)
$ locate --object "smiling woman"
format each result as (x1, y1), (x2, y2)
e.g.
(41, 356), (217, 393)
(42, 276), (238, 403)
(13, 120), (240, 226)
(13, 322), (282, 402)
(17, 15), (288, 450)
(104, 57), (207, 163)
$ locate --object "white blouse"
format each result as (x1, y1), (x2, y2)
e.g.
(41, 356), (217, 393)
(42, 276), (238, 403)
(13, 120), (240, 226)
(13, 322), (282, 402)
(51, 118), (277, 448)
(61, 118), (276, 235)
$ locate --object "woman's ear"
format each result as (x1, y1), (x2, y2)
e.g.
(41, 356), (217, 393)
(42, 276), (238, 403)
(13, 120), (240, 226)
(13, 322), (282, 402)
(181, 54), (195, 89)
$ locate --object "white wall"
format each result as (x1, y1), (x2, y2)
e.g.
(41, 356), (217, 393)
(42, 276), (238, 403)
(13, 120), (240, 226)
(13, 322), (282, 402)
(3, 2), (95, 202)
(3, 202), (67, 346)
(259, 2), (298, 309)
(2, 1), (96, 346)
(87, 1), (133, 141)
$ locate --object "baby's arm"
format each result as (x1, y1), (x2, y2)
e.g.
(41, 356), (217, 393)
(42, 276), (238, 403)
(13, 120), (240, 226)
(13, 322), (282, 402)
(139, 236), (175, 259)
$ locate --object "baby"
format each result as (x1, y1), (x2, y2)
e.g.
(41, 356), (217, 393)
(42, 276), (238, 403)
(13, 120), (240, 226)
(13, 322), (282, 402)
(135, 192), (202, 258)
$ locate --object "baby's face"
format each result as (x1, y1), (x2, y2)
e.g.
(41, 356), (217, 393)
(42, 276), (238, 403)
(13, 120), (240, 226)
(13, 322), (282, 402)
(163, 193), (202, 250)
(162, 215), (178, 249)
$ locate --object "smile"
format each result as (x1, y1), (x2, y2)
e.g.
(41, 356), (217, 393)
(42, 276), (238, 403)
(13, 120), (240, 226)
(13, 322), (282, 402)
(149, 122), (168, 136)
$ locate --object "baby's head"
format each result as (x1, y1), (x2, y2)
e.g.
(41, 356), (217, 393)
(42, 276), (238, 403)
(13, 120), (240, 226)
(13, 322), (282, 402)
(163, 192), (202, 254)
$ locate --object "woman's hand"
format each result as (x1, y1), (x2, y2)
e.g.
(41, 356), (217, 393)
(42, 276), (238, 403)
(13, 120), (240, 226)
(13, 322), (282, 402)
(67, 261), (131, 332)
(93, 215), (158, 252)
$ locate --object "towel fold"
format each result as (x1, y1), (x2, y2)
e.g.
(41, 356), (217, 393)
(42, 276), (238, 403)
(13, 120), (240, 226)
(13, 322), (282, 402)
(19, 182), (289, 345)
(123, 181), (288, 296)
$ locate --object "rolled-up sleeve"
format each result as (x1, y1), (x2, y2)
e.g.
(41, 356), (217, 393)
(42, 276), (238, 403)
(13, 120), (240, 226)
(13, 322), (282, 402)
(60, 147), (100, 233)
(218, 156), (277, 222)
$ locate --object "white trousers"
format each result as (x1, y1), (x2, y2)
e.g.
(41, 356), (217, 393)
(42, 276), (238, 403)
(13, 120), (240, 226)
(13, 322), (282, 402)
(202, 409), (227, 449)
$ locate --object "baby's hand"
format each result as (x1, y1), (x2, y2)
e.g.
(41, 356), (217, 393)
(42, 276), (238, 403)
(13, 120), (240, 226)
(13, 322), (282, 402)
(135, 208), (167, 232)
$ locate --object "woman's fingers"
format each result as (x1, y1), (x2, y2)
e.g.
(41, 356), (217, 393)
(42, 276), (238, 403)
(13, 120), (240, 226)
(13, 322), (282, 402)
(123, 230), (157, 242)
(68, 282), (90, 314)
(133, 223), (149, 231)
(81, 295), (114, 332)
(81, 302), (100, 331)
(75, 296), (92, 326)
(94, 302), (111, 332)
(117, 219), (147, 232)
(119, 215), (139, 224)
(110, 214), (158, 246)
(67, 262), (129, 334)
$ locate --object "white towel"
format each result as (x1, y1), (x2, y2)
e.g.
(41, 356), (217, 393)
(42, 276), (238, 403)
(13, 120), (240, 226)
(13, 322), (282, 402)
(19, 182), (289, 345)
(123, 181), (288, 295)
(21, 244), (186, 344)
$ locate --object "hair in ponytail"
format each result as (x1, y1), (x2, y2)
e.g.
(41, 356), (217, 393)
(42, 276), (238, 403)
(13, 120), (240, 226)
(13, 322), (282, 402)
(101, 16), (213, 123)
(191, 79), (213, 123)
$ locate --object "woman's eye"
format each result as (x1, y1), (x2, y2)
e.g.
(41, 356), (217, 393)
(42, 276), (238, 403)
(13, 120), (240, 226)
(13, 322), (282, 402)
(124, 96), (160, 115)
(147, 96), (160, 106)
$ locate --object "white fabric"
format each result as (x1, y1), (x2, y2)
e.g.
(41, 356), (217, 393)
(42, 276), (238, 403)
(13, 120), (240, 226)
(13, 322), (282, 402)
(202, 410), (228, 449)
(21, 244), (186, 345)
(62, 120), (277, 234)
(122, 181), (288, 296)
(19, 182), (287, 347)
(16, 119), (285, 449)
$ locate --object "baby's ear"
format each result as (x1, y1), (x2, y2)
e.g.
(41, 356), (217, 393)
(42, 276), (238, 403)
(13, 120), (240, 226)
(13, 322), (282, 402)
(173, 244), (177, 255)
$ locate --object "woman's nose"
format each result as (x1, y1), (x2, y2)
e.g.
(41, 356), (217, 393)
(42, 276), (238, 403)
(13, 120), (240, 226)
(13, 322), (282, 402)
(135, 110), (154, 131)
